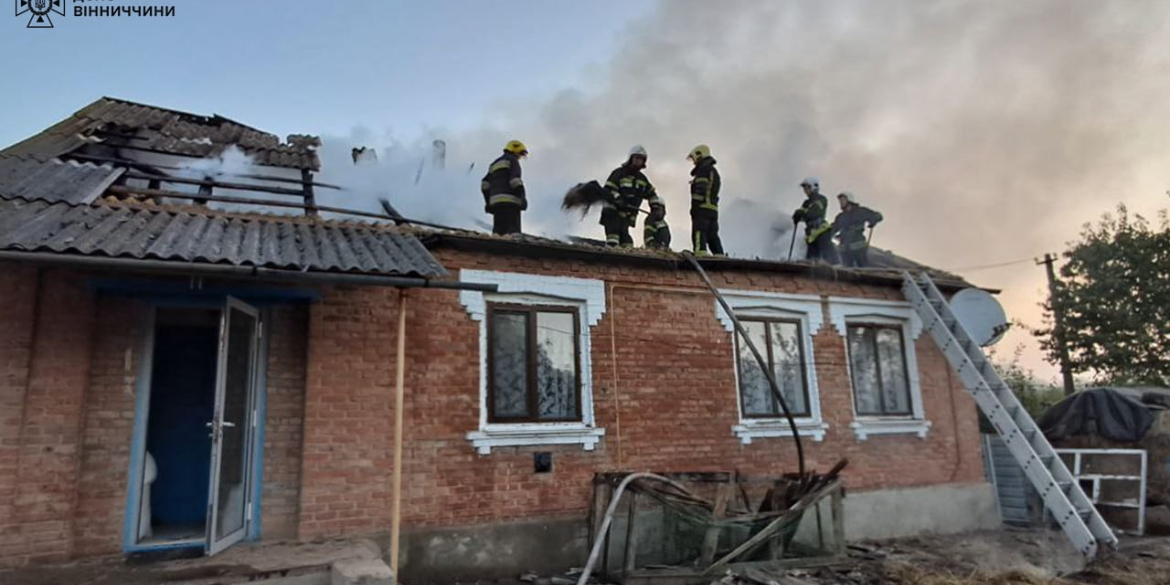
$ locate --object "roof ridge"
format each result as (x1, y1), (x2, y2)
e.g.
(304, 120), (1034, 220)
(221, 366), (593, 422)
(95, 96), (267, 134)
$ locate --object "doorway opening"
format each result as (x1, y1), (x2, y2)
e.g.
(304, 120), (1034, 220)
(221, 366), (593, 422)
(131, 298), (263, 555)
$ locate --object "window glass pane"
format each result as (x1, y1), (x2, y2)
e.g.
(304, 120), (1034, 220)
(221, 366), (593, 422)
(770, 322), (808, 416)
(848, 326), (882, 415)
(536, 312), (578, 420)
(738, 321), (774, 416)
(491, 311), (529, 418)
(876, 327), (911, 414)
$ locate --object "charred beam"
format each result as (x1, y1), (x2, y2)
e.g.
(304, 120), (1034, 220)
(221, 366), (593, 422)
(302, 168), (318, 217)
(120, 171), (309, 197)
(66, 153), (343, 189)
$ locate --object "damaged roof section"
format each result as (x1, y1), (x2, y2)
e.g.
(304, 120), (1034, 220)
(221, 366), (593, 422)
(0, 97), (320, 170)
(0, 197), (446, 278)
(0, 156), (125, 205)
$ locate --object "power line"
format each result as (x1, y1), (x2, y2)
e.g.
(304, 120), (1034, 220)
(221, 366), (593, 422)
(946, 255), (1041, 273)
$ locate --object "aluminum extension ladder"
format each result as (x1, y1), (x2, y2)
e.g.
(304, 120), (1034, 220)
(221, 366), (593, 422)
(902, 271), (1117, 559)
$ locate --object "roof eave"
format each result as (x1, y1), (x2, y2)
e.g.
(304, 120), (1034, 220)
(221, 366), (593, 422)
(422, 232), (991, 294)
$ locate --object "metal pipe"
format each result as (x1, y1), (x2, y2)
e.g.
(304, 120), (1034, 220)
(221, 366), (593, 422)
(0, 251), (498, 292)
(681, 251), (806, 476)
(577, 473), (691, 585)
(389, 290), (408, 578)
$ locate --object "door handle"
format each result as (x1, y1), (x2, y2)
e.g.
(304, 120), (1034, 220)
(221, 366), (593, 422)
(222, 422), (236, 428)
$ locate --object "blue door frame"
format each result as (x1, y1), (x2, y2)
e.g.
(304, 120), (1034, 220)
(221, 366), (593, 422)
(120, 296), (275, 554)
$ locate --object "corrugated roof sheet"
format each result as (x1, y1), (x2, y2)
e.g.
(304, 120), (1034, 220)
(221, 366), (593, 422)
(0, 198), (446, 278)
(0, 156), (125, 205)
(0, 97), (319, 170)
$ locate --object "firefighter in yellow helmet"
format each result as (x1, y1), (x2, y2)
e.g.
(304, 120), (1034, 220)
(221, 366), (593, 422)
(480, 140), (528, 235)
(688, 144), (723, 256)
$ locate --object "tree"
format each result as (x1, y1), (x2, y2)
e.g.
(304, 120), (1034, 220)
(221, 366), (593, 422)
(1036, 204), (1170, 386)
(989, 343), (1064, 419)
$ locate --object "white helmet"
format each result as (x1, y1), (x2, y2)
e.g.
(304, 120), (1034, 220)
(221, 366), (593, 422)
(628, 144), (648, 158)
(838, 191), (858, 204)
(800, 177), (819, 189)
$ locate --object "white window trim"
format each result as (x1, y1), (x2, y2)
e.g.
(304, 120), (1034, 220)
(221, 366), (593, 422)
(459, 269), (607, 454)
(714, 290), (829, 443)
(828, 297), (931, 441)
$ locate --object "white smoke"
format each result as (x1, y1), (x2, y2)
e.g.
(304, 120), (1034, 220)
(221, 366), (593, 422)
(313, 130), (597, 240)
(300, 0), (1170, 381)
(174, 145), (257, 182)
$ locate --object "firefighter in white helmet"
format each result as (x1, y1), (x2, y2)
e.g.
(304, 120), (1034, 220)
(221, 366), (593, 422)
(831, 191), (883, 267)
(601, 145), (660, 247)
(792, 177), (839, 264)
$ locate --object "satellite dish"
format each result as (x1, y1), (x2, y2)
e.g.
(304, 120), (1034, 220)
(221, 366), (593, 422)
(950, 288), (1009, 347)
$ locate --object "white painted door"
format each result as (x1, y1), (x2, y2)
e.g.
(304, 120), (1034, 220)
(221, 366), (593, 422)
(206, 297), (259, 556)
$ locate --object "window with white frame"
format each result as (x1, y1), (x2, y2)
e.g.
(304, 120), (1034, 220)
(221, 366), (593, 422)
(828, 297), (931, 440)
(459, 270), (606, 454)
(846, 323), (912, 417)
(715, 290), (828, 443)
(736, 318), (810, 418)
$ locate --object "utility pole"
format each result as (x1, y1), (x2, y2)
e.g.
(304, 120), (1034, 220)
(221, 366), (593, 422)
(1040, 253), (1076, 396)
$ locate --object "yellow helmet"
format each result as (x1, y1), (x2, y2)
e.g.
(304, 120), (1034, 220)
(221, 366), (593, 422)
(504, 140), (529, 157)
(687, 144), (710, 161)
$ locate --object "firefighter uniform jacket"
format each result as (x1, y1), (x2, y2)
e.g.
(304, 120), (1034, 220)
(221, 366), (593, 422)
(793, 194), (830, 243)
(604, 164), (660, 226)
(480, 151), (526, 210)
(832, 206), (883, 251)
(689, 156), (721, 213)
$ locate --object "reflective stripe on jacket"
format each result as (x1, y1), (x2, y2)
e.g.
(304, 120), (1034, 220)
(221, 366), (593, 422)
(604, 164), (657, 220)
(480, 151), (526, 209)
(689, 157), (720, 212)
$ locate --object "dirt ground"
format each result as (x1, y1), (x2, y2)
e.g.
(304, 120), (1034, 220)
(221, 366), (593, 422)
(714, 528), (1170, 585)
(2, 529), (1168, 585)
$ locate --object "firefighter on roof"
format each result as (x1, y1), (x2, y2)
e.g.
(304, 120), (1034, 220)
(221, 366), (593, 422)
(832, 191), (883, 267)
(601, 145), (658, 247)
(792, 177), (839, 264)
(643, 199), (671, 249)
(688, 144), (723, 256)
(480, 140), (528, 235)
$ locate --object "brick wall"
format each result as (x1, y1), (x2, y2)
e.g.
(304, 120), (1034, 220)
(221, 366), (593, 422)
(0, 247), (985, 567)
(0, 265), (39, 566)
(262, 305), (309, 540)
(296, 249), (985, 539)
(299, 287), (399, 538)
(0, 265), (311, 568)
(73, 296), (146, 558)
(2, 270), (97, 564)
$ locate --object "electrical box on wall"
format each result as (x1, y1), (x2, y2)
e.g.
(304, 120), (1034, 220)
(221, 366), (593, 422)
(534, 452), (552, 473)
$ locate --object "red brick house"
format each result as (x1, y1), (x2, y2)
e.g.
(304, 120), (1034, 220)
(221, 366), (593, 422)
(0, 99), (997, 578)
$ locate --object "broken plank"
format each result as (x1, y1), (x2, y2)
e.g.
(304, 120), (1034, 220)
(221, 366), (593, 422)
(700, 482), (733, 565)
(704, 479), (843, 574)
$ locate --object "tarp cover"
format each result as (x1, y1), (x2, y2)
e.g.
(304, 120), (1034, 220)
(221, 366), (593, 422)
(1039, 387), (1154, 442)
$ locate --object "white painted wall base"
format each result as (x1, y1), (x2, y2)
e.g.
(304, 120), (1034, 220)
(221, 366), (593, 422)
(794, 482), (999, 546)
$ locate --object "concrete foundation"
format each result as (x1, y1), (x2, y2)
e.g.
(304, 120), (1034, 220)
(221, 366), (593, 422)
(397, 483), (996, 581)
(792, 481), (999, 543)
(399, 517), (588, 582)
